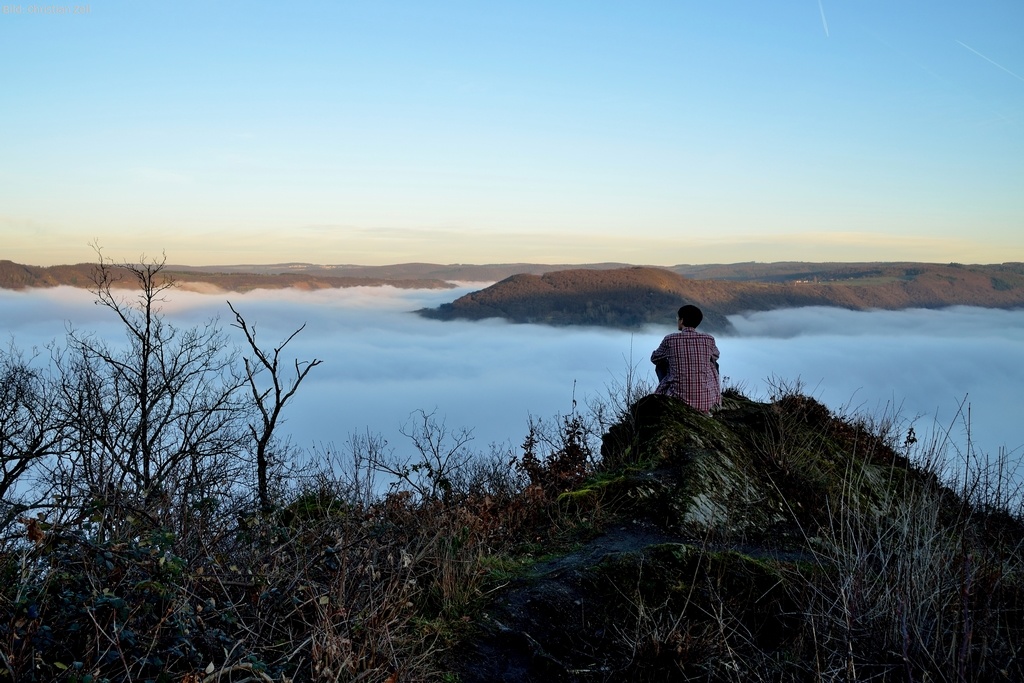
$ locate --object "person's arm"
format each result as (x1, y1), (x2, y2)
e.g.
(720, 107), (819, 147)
(652, 338), (670, 381)
(651, 337), (669, 364)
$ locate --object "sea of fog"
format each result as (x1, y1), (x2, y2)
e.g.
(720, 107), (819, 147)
(3, 285), (1023, 471)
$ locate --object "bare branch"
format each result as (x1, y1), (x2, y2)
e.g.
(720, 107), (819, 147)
(229, 301), (322, 510)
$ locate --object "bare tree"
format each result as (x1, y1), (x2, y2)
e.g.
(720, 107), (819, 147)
(229, 301), (321, 511)
(363, 409), (476, 503)
(54, 248), (248, 534)
(0, 345), (65, 530)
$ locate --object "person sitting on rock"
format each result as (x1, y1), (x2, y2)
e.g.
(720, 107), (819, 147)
(651, 304), (721, 414)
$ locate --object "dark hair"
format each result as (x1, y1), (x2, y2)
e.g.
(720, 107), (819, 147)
(677, 304), (703, 328)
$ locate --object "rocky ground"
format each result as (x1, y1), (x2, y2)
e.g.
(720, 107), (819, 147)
(447, 393), (1024, 682)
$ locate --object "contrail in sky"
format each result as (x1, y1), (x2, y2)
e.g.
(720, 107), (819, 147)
(955, 40), (1024, 83)
(818, 0), (830, 37)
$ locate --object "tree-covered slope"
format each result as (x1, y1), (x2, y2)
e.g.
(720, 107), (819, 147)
(420, 263), (1024, 330)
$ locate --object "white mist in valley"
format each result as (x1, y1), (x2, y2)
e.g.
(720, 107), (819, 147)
(3, 286), (1022, 470)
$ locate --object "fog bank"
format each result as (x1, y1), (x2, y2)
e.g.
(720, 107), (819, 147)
(2, 287), (1021, 466)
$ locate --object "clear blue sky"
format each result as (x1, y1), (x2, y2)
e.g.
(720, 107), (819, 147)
(2, 0), (1022, 266)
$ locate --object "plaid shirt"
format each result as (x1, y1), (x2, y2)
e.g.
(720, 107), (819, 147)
(651, 327), (721, 413)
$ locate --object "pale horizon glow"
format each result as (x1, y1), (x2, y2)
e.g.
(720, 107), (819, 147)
(2, 1), (1023, 266)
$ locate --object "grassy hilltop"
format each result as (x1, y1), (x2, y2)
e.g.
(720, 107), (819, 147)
(452, 391), (1024, 681)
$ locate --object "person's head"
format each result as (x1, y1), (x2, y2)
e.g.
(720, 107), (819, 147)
(677, 304), (703, 328)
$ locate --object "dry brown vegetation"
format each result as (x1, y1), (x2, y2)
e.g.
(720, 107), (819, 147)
(0, 252), (604, 682)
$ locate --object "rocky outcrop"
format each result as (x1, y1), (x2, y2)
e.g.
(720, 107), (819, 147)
(452, 393), (1024, 682)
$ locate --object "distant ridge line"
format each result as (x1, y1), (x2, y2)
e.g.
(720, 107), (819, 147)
(4, 260), (1024, 331)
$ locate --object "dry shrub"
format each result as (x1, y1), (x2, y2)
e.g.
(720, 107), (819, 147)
(794, 440), (1024, 681)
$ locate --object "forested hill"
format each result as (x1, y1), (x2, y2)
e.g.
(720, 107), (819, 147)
(0, 260), (453, 292)
(418, 263), (1024, 332)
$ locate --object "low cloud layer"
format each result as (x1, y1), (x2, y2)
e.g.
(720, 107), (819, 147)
(721, 306), (1024, 461)
(3, 287), (1022, 467)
